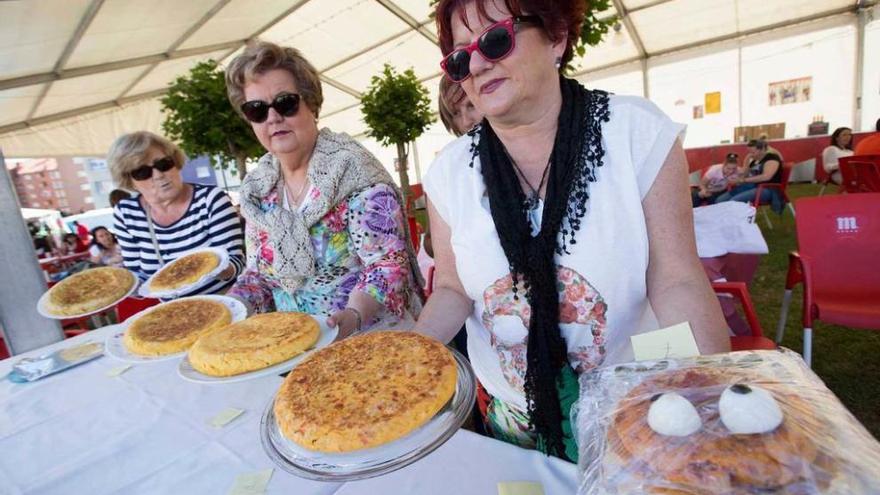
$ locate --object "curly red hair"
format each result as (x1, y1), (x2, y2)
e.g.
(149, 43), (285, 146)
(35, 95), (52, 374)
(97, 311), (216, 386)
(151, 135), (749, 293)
(435, 0), (586, 67)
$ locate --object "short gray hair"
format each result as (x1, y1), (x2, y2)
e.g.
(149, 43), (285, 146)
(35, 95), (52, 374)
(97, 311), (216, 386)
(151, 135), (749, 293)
(107, 131), (185, 190)
(225, 40), (323, 119)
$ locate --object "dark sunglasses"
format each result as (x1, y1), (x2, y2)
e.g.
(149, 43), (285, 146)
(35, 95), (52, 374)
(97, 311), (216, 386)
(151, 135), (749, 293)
(240, 92), (301, 123)
(130, 157), (176, 181)
(440, 15), (540, 83)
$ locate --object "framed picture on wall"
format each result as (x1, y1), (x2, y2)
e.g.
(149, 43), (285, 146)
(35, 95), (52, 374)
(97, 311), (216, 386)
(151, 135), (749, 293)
(693, 105), (704, 119)
(768, 77), (811, 106)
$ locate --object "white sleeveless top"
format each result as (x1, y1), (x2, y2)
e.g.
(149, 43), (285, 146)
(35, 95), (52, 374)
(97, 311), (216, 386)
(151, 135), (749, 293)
(423, 95), (685, 412)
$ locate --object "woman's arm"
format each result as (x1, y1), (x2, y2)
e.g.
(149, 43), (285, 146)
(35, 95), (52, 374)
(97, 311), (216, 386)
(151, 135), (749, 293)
(742, 160), (780, 183)
(206, 190), (245, 281)
(412, 198), (473, 344)
(112, 207), (147, 281)
(644, 139), (730, 354)
(329, 184), (413, 337)
(226, 221), (276, 314)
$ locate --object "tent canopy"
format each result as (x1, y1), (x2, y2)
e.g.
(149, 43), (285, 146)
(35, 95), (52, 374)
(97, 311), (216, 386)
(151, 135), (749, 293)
(0, 0), (874, 157)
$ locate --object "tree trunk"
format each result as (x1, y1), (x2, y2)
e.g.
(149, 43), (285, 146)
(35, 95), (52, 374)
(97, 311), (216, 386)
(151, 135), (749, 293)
(234, 153), (247, 180)
(395, 142), (411, 212)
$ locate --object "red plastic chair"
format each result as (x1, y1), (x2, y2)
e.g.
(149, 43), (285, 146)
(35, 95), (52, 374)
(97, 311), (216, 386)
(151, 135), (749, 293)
(115, 296), (161, 323)
(423, 265), (436, 299)
(711, 282), (776, 351)
(753, 161), (797, 229)
(839, 155), (880, 194)
(775, 193), (880, 367)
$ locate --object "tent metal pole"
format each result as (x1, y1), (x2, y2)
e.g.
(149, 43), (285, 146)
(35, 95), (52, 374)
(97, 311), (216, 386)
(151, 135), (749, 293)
(0, 150), (64, 355)
(853, 5), (868, 131)
(738, 39), (744, 135)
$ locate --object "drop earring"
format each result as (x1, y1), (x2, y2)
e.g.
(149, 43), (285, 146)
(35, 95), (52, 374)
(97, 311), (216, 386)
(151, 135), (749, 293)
(554, 57), (562, 69)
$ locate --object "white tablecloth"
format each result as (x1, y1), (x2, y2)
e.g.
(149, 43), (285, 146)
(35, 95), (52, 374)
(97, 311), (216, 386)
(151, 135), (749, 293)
(0, 326), (578, 495)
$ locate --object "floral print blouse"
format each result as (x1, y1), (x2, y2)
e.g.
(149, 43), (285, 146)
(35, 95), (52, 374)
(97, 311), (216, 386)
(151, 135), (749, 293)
(228, 183), (416, 326)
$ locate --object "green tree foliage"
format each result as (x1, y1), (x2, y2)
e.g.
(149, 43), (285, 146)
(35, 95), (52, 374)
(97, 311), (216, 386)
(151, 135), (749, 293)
(360, 64), (434, 202)
(160, 60), (263, 179)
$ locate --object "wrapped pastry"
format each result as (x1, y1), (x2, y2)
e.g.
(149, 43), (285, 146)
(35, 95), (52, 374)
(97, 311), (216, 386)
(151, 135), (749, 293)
(576, 349), (880, 494)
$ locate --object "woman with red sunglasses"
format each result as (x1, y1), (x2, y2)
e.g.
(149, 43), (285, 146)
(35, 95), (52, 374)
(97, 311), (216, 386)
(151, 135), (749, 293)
(224, 41), (422, 337)
(414, 0), (730, 461)
(108, 131), (244, 296)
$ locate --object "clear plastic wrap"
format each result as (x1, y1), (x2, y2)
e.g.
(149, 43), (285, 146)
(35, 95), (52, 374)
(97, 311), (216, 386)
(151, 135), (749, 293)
(576, 349), (880, 494)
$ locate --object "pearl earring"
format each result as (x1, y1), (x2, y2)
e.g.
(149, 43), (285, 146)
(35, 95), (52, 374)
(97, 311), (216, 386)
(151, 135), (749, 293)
(554, 57), (562, 69)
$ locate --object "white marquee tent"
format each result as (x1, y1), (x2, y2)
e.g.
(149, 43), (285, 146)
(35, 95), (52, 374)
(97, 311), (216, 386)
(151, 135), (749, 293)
(1, 0), (878, 182)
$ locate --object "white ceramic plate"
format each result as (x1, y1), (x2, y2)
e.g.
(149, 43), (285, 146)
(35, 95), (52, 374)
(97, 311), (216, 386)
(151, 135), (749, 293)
(37, 269), (139, 320)
(104, 295), (248, 364)
(177, 315), (338, 384)
(138, 247), (230, 299)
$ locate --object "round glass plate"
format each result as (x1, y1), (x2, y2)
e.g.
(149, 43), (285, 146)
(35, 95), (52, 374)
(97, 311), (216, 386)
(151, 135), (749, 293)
(105, 295), (248, 364)
(37, 269), (138, 320)
(178, 316), (337, 384)
(260, 346), (476, 481)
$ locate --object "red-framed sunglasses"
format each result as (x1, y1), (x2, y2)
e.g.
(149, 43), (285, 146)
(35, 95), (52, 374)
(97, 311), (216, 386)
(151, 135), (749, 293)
(440, 15), (540, 83)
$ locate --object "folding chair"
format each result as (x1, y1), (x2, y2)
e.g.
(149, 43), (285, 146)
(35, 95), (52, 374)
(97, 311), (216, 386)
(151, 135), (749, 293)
(775, 193), (880, 367)
(839, 155), (880, 194)
(712, 282), (776, 351)
(753, 161), (797, 229)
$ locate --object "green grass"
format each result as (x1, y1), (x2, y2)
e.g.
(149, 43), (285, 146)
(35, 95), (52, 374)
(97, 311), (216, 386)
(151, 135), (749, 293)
(749, 183), (880, 439)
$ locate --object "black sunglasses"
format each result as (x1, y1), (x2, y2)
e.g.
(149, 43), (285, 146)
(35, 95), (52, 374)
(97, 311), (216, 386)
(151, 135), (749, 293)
(240, 92), (301, 123)
(130, 157), (176, 181)
(440, 15), (540, 83)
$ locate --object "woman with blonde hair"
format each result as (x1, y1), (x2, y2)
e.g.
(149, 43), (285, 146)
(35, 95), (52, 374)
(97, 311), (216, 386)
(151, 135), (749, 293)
(224, 40), (421, 336)
(108, 131), (244, 295)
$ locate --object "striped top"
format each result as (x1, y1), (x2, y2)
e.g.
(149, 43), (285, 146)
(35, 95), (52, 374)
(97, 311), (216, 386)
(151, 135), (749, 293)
(113, 184), (245, 296)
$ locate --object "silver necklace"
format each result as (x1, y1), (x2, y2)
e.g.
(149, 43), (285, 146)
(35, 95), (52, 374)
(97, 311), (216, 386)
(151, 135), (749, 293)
(284, 177), (309, 207)
(505, 149), (552, 211)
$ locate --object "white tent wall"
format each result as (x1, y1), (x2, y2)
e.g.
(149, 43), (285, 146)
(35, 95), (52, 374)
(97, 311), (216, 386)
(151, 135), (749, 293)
(575, 61), (646, 98)
(648, 46), (741, 147)
(1, 1), (878, 166)
(739, 17), (856, 139)
(862, 14), (880, 131)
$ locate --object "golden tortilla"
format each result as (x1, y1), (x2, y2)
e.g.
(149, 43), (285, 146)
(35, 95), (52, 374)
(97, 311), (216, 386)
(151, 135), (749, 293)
(149, 251), (220, 292)
(188, 312), (320, 377)
(123, 298), (232, 356)
(45, 267), (135, 316)
(274, 331), (458, 453)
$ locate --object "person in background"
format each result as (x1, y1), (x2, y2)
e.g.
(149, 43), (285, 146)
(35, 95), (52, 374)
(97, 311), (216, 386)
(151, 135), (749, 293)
(417, 0), (728, 461)
(108, 131), (245, 296)
(109, 189), (131, 208)
(439, 75), (484, 137)
(58, 233), (88, 256)
(715, 140), (782, 208)
(72, 221), (90, 244)
(224, 40), (422, 336)
(822, 127), (853, 185)
(854, 118), (880, 156)
(88, 226), (124, 267)
(691, 153), (741, 207)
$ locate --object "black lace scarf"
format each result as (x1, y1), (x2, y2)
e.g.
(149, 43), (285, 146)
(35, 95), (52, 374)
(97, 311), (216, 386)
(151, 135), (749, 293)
(474, 76), (610, 458)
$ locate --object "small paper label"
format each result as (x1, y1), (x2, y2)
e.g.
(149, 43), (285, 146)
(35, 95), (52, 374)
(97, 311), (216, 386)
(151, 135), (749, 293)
(106, 365), (132, 377)
(631, 321), (701, 361)
(209, 408), (244, 428)
(498, 481), (544, 495)
(227, 468), (273, 495)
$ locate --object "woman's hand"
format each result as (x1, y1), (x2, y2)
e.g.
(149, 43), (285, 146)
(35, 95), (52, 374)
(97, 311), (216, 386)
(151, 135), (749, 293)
(328, 307), (361, 340)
